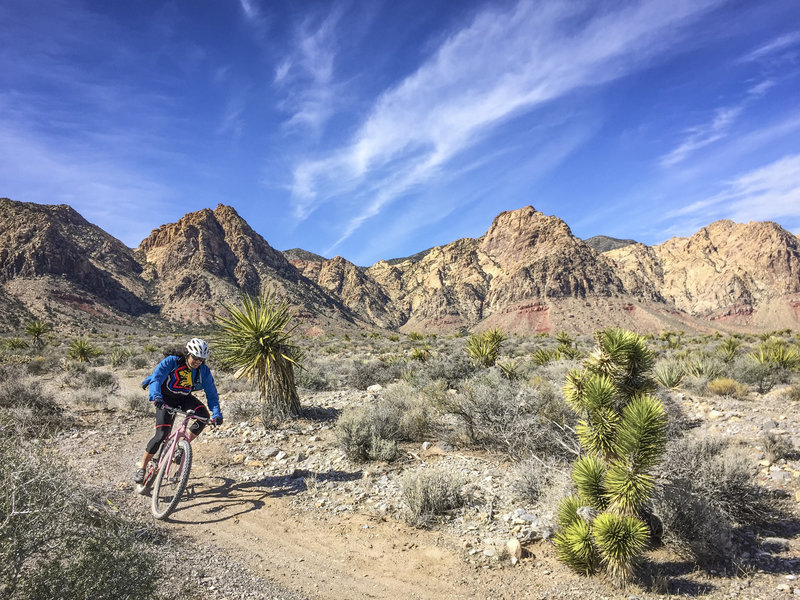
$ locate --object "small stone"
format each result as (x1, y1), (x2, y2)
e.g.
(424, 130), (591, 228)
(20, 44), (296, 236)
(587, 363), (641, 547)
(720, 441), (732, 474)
(506, 538), (522, 562)
(708, 409), (723, 419)
(263, 447), (280, 458)
(275, 451), (287, 461)
(247, 460), (263, 467)
(421, 442), (432, 451)
(232, 453), (245, 464)
(763, 537), (791, 551)
(366, 384), (383, 394)
(776, 583), (790, 591)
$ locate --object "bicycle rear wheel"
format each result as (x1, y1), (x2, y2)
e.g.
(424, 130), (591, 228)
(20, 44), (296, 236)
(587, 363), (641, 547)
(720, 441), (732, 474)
(151, 439), (192, 520)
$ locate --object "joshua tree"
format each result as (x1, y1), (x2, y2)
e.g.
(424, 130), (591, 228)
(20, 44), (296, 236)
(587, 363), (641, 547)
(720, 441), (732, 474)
(214, 291), (303, 421)
(465, 328), (505, 367)
(554, 328), (667, 586)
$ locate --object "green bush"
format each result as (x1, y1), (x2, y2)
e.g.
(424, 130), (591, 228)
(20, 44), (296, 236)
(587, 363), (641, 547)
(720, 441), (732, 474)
(400, 467), (469, 527)
(84, 371), (120, 394)
(735, 355), (789, 394)
(760, 432), (794, 463)
(706, 377), (748, 399)
(440, 369), (576, 461)
(0, 432), (163, 600)
(336, 407), (399, 463)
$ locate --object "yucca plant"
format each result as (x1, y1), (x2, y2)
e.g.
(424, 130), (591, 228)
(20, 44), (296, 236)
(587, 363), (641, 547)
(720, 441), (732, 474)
(67, 338), (101, 362)
(718, 336), (742, 363)
(24, 320), (50, 351)
(554, 328), (667, 587)
(214, 291), (303, 420)
(465, 328), (505, 367)
(533, 347), (562, 366)
(653, 359), (684, 389)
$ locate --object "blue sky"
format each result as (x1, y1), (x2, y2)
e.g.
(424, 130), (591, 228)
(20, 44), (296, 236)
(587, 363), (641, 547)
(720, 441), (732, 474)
(1, 0), (799, 266)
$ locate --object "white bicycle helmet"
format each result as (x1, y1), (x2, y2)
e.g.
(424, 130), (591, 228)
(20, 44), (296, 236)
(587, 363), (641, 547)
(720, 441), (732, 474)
(186, 337), (210, 359)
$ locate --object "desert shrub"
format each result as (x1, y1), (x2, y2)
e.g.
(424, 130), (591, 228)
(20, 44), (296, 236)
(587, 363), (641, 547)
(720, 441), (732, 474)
(295, 361), (330, 390)
(400, 466), (469, 527)
(706, 377), (748, 399)
(0, 372), (69, 436)
(0, 431), (163, 600)
(734, 355), (788, 394)
(760, 432), (794, 463)
(225, 395), (263, 423)
(25, 356), (49, 376)
(650, 434), (776, 567)
(651, 481), (734, 567)
(658, 437), (767, 525)
(513, 457), (572, 506)
(346, 359), (399, 390)
(336, 407), (399, 462)
(123, 393), (151, 415)
(129, 355), (150, 370)
(653, 359), (684, 389)
(787, 382), (800, 402)
(407, 331), (425, 341)
(409, 353), (475, 388)
(440, 369), (576, 461)
(84, 370), (120, 394)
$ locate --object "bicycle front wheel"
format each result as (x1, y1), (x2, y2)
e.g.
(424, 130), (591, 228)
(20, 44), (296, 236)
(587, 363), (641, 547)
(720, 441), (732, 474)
(151, 439), (192, 520)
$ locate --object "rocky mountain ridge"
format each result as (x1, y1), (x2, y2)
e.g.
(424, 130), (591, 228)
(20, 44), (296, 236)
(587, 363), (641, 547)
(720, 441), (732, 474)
(1, 197), (798, 334)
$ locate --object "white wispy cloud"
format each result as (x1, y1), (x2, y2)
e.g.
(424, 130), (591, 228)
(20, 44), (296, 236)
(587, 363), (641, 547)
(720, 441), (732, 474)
(660, 106), (743, 167)
(660, 73), (779, 168)
(290, 0), (723, 249)
(742, 31), (800, 62)
(275, 7), (345, 131)
(667, 153), (800, 225)
(239, 0), (261, 23)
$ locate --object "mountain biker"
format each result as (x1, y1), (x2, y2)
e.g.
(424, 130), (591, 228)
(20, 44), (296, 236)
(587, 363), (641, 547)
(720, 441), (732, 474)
(134, 337), (223, 484)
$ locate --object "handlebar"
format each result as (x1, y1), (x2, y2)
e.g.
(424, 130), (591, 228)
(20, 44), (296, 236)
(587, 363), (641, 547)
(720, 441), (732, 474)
(164, 407), (214, 425)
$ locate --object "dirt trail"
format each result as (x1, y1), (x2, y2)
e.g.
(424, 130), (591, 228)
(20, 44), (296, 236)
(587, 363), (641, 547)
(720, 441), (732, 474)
(70, 416), (554, 600)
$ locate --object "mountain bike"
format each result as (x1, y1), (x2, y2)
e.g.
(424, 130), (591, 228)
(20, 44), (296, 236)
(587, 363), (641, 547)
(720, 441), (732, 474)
(135, 408), (210, 520)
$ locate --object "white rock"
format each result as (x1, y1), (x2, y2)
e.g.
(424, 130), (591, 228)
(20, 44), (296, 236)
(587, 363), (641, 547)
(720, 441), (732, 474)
(506, 538), (522, 562)
(367, 384), (383, 394)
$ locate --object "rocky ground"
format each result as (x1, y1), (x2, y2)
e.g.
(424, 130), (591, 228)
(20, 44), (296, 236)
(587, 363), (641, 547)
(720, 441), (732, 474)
(53, 376), (800, 600)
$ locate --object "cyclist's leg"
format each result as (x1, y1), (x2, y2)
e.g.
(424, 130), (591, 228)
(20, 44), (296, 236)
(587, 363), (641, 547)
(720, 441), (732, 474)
(140, 404), (175, 468)
(176, 394), (210, 441)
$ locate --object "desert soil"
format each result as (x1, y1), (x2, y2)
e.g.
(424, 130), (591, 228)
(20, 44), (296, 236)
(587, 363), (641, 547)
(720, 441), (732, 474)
(52, 375), (800, 600)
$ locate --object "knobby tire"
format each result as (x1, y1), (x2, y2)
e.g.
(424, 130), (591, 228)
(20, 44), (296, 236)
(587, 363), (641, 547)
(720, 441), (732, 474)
(151, 439), (192, 520)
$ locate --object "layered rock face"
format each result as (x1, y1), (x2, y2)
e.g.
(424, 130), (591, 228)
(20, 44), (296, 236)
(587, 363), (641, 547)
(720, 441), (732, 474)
(604, 220), (800, 327)
(137, 205), (357, 325)
(0, 198), (153, 319)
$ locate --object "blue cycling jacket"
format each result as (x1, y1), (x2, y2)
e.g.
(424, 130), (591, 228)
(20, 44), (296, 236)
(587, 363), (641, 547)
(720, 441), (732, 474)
(141, 355), (222, 420)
